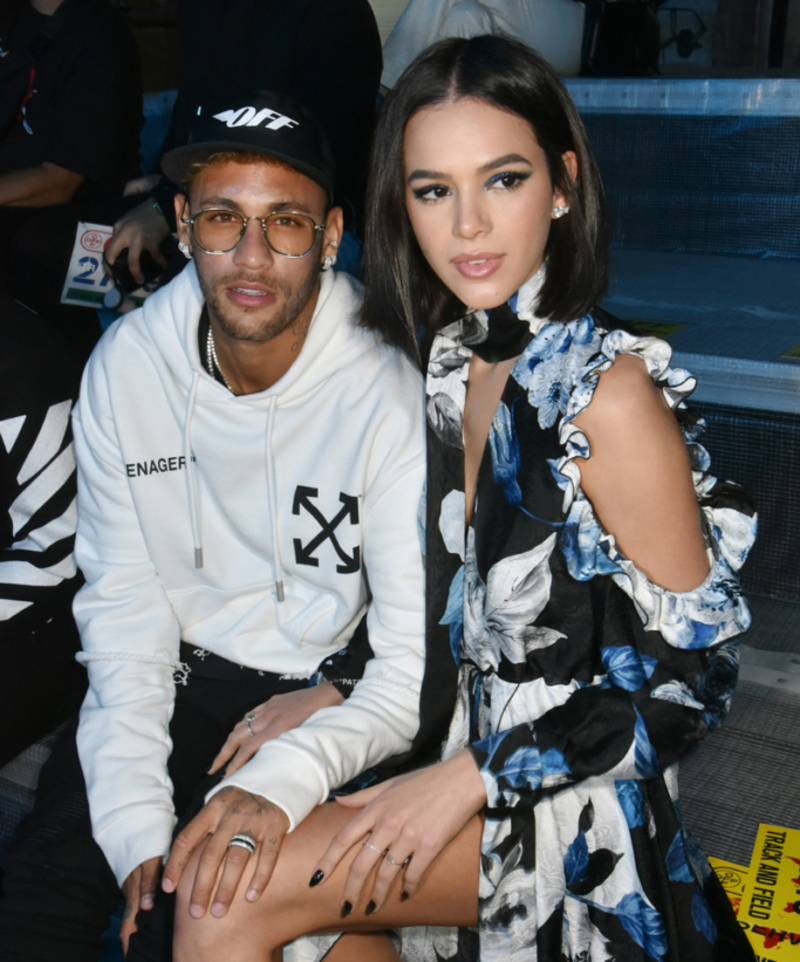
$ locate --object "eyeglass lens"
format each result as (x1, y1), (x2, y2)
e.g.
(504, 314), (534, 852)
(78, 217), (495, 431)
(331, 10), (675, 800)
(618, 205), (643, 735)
(192, 210), (318, 256)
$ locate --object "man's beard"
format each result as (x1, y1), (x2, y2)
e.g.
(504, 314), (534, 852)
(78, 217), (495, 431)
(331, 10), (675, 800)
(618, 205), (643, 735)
(197, 267), (319, 344)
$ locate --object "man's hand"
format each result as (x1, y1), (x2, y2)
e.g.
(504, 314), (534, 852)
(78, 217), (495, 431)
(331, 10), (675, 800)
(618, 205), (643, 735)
(104, 198), (170, 284)
(162, 787), (290, 918)
(120, 855), (162, 954)
(209, 682), (344, 778)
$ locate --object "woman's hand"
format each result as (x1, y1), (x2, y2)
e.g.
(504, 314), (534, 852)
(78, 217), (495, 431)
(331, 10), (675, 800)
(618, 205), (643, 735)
(209, 682), (344, 778)
(310, 749), (487, 913)
(162, 786), (290, 918)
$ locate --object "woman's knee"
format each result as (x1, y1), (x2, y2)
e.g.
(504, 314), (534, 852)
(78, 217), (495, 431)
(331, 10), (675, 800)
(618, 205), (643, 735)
(172, 847), (270, 960)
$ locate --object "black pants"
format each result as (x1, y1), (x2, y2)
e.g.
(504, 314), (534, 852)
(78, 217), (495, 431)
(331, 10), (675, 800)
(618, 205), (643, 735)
(0, 614), (86, 768)
(0, 645), (309, 962)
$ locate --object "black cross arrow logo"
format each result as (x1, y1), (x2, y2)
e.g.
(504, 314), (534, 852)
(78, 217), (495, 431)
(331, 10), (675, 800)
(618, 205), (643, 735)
(292, 486), (361, 574)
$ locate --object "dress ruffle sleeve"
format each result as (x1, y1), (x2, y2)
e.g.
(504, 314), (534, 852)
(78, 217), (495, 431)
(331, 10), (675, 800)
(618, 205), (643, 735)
(556, 327), (756, 650)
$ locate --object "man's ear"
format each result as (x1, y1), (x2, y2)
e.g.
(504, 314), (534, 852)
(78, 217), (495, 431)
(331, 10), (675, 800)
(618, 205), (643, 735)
(320, 205), (344, 267)
(175, 193), (191, 251)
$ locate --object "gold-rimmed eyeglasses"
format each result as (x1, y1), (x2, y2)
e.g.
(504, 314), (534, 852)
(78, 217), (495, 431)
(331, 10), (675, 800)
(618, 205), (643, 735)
(181, 208), (326, 258)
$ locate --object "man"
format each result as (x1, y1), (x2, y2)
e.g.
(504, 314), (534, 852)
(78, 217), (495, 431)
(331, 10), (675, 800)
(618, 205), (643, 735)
(0, 0), (141, 310)
(70, 91), (426, 959)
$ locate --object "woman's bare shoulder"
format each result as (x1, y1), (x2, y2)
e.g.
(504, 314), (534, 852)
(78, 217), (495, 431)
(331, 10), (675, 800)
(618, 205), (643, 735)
(575, 353), (665, 435)
(572, 352), (709, 591)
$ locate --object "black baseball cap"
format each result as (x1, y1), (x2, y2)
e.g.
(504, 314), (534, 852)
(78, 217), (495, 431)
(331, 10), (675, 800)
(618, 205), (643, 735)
(161, 90), (335, 197)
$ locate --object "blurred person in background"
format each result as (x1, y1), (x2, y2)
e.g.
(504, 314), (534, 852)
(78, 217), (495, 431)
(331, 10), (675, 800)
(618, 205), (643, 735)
(0, 0), (141, 331)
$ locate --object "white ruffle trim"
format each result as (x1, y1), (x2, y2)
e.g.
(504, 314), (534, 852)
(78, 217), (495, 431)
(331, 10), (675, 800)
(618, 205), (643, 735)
(554, 326), (756, 651)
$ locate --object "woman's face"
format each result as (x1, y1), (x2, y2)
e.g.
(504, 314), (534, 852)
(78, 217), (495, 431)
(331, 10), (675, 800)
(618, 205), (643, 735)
(403, 97), (576, 310)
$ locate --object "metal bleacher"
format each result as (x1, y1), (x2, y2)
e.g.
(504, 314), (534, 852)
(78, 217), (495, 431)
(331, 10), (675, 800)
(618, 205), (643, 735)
(565, 75), (800, 871)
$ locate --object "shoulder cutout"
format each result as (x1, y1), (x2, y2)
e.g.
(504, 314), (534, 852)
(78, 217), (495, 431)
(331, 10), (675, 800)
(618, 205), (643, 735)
(573, 354), (710, 591)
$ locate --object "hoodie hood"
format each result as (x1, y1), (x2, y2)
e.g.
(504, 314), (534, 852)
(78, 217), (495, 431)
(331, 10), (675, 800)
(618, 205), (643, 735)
(138, 262), (377, 408)
(107, 263), (380, 581)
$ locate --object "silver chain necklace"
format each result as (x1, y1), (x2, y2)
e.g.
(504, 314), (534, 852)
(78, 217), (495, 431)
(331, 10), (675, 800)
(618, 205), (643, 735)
(206, 326), (235, 393)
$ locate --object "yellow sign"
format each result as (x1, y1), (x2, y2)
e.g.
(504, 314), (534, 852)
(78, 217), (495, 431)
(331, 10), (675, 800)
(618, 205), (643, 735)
(740, 824), (800, 959)
(709, 857), (748, 918)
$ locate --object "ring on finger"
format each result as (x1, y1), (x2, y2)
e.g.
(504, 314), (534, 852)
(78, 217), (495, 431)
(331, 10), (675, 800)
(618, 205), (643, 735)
(228, 832), (257, 856)
(362, 839), (387, 856)
(245, 718), (255, 737)
(385, 853), (411, 867)
(244, 712), (256, 723)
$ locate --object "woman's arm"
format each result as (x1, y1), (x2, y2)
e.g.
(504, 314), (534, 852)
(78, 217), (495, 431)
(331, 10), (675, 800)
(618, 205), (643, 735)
(574, 353), (709, 591)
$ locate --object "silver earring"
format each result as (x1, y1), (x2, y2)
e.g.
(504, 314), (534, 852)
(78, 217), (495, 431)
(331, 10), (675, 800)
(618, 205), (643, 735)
(551, 205), (570, 219)
(322, 254), (337, 271)
(178, 241), (192, 259)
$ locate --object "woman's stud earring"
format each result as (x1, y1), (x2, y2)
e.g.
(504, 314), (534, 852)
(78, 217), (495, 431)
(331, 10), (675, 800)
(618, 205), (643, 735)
(178, 241), (192, 259)
(551, 205), (570, 220)
(322, 254), (337, 271)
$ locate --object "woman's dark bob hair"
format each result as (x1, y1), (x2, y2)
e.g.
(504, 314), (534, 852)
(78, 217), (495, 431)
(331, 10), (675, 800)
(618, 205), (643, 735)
(361, 34), (609, 357)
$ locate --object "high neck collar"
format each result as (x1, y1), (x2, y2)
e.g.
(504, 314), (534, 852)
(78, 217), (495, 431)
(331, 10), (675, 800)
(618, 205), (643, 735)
(462, 265), (548, 362)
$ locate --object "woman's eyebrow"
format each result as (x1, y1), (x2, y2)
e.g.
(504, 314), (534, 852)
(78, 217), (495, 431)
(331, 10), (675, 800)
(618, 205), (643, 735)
(407, 168), (448, 183)
(477, 153), (532, 174)
(407, 154), (534, 183)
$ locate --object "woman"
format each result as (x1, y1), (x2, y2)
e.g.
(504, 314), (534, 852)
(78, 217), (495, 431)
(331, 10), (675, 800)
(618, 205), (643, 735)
(169, 36), (756, 962)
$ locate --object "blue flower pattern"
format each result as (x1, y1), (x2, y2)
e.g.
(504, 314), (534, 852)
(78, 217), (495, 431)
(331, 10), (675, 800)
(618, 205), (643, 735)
(488, 401), (522, 506)
(420, 274), (756, 962)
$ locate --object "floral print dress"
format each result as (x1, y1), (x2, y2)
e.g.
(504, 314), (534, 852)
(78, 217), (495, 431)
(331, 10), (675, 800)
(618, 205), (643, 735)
(416, 273), (757, 962)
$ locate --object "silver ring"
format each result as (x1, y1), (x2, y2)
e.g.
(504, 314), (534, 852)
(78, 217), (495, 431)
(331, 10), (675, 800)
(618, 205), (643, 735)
(362, 839), (387, 856)
(228, 833), (256, 855)
(245, 712), (256, 723)
(385, 853), (411, 867)
(245, 719), (255, 737)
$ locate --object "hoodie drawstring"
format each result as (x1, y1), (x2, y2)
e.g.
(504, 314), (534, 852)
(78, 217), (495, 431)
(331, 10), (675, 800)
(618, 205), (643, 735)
(183, 372), (203, 568)
(265, 396), (285, 601)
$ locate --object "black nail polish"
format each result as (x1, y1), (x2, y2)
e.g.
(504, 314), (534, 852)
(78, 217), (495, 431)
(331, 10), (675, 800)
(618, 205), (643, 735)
(401, 891), (410, 902)
(341, 900), (353, 918)
(309, 870), (324, 887)
(365, 900), (377, 916)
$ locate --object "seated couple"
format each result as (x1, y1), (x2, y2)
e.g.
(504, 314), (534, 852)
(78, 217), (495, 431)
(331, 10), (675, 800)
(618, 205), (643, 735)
(3, 37), (757, 962)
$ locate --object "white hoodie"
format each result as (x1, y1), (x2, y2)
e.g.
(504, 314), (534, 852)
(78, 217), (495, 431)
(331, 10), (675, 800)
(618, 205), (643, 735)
(73, 264), (425, 886)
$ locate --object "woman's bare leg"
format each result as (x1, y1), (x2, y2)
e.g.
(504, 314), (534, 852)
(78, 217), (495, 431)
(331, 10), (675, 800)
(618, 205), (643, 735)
(173, 802), (482, 962)
(326, 934), (401, 961)
(265, 934), (399, 962)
